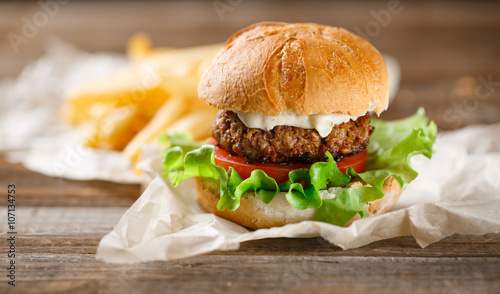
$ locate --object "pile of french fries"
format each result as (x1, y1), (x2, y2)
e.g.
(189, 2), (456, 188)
(62, 33), (222, 165)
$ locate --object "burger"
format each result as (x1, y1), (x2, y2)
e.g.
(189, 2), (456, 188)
(161, 22), (436, 229)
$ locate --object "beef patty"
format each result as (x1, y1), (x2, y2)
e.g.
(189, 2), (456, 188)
(212, 110), (373, 164)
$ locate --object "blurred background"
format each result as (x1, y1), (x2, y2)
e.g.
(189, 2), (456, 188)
(1, 0), (499, 130)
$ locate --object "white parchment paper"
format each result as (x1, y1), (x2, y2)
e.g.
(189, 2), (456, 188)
(0, 38), (141, 183)
(1, 38), (497, 262)
(97, 124), (500, 263)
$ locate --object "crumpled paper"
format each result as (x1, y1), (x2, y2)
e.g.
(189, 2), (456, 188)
(0, 38), (141, 183)
(1, 38), (497, 262)
(96, 124), (500, 263)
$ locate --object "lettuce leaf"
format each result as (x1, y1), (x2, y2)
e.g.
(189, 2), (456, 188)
(309, 152), (351, 189)
(314, 186), (382, 225)
(160, 108), (437, 227)
(286, 169), (322, 210)
(314, 109), (437, 226)
(216, 167), (243, 211)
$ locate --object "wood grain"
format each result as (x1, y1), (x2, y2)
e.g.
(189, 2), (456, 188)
(2, 233), (499, 258)
(0, 233), (499, 293)
(0, 236), (499, 293)
(0, 158), (140, 207)
(0, 0), (499, 293)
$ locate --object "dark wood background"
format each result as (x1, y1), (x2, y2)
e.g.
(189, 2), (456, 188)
(1, 0), (499, 293)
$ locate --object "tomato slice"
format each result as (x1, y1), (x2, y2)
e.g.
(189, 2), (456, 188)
(209, 139), (368, 184)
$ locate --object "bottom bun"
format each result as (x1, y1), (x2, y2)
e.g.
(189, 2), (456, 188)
(194, 177), (402, 229)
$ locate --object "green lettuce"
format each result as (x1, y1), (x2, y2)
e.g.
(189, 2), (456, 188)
(160, 108), (437, 227)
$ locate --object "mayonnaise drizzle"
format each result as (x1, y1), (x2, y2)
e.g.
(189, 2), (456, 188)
(235, 111), (363, 138)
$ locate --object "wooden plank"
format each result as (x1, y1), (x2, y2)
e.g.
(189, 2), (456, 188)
(2, 205), (500, 257)
(0, 1), (499, 293)
(0, 252), (498, 293)
(0, 158), (141, 207)
(0, 207), (127, 235)
(5, 233), (500, 258)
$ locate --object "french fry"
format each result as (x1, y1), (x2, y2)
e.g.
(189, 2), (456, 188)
(62, 32), (224, 167)
(165, 110), (219, 141)
(138, 43), (222, 83)
(127, 32), (175, 62)
(123, 93), (187, 162)
(84, 105), (147, 151)
(127, 32), (153, 62)
(62, 66), (168, 125)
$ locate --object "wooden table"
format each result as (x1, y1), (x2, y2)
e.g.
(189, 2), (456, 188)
(1, 1), (499, 293)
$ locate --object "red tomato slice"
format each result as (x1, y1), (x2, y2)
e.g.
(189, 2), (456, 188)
(208, 139), (367, 184)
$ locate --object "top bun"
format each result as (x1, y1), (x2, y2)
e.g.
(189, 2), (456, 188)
(198, 22), (389, 117)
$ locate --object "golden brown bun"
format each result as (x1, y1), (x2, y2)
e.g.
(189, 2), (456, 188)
(198, 22), (389, 117)
(194, 176), (401, 230)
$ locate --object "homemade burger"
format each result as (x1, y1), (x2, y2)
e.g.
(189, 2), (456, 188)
(161, 22), (436, 229)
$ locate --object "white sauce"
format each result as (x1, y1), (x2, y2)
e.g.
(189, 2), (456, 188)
(235, 111), (361, 137)
(235, 102), (382, 137)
